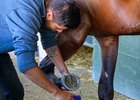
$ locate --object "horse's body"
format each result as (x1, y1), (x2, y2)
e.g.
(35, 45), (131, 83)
(42, 0), (140, 100)
(83, 0), (140, 35)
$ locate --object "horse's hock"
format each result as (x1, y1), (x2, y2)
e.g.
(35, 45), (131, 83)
(92, 36), (140, 100)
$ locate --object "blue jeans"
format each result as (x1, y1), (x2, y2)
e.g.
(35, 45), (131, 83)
(0, 53), (24, 100)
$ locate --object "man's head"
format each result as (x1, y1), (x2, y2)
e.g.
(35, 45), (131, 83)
(45, 0), (81, 33)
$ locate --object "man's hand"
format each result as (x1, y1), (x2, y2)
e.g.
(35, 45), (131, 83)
(55, 90), (74, 100)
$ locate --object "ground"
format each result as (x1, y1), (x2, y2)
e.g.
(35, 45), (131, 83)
(10, 46), (132, 100)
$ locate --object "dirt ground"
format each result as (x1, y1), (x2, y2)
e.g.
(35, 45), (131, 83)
(11, 46), (132, 100)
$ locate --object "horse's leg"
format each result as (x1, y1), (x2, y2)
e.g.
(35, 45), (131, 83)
(40, 34), (82, 71)
(95, 36), (119, 100)
(40, 29), (88, 68)
(39, 32), (87, 88)
(39, 21), (90, 71)
(39, 21), (90, 87)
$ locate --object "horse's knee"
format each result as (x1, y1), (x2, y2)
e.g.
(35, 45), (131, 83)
(98, 79), (114, 100)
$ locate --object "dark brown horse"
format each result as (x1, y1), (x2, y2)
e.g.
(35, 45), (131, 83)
(40, 0), (140, 100)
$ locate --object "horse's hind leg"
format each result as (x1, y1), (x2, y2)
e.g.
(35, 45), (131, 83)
(95, 36), (119, 100)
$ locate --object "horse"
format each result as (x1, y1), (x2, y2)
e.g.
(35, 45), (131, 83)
(39, 0), (140, 100)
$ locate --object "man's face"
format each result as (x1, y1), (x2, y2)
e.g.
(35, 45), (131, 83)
(45, 9), (68, 33)
(47, 20), (68, 33)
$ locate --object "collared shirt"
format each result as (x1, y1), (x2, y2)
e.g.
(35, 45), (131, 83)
(0, 0), (57, 72)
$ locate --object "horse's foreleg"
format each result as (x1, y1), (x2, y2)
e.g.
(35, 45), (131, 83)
(39, 32), (86, 87)
(39, 27), (89, 72)
(96, 36), (119, 100)
(39, 32), (85, 72)
(39, 22), (89, 88)
(39, 22), (90, 71)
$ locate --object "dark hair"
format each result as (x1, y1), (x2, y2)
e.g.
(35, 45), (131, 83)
(49, 0), (81, 29)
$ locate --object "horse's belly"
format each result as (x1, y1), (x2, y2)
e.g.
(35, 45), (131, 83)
(90, 20), (140, 36)
(119, 24), (140, 35)
(90, 12), (140, 35)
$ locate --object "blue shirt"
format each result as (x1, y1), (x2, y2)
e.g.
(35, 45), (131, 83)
(0, 0), (57, 72)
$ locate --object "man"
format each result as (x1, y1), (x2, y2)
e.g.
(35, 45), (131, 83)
(40, 0), (140, 100)
(0, 0), (80, 100)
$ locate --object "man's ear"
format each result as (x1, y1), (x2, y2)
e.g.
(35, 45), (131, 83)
(46, 9), (54, 21)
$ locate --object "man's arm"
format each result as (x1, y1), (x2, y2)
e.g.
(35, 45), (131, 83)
(24, 67), (74, 100)
(24, 67), (60, 95)
(45, 45), (69, 75)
